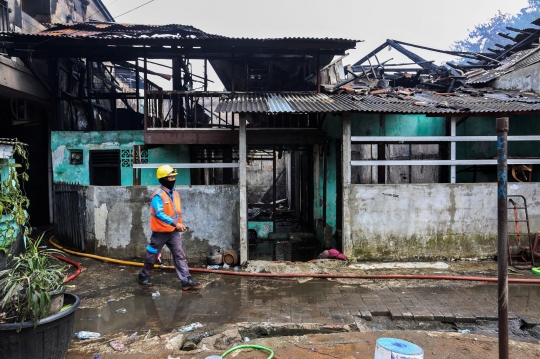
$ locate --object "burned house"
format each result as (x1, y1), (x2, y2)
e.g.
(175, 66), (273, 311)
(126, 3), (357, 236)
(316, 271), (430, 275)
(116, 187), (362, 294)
(1, 10), (540, 263)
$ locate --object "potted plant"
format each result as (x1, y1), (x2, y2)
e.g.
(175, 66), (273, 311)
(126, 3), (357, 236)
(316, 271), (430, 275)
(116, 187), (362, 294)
(0, 138), (81, 359)
(0, 234), (68, 327)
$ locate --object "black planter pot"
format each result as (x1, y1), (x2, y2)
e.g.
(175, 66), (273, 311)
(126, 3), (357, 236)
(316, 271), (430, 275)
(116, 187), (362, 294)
(0, 293), (80, 359)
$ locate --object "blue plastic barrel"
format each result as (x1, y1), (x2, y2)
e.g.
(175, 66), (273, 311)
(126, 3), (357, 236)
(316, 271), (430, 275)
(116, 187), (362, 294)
(374, 338), (424, 359)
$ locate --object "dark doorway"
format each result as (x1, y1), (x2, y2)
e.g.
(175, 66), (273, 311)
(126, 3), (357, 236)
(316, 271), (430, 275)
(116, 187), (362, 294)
(89, 150), (121, 186)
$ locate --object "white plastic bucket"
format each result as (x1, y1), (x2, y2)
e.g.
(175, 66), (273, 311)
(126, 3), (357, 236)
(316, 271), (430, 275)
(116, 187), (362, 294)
(374, 338), (424, 359)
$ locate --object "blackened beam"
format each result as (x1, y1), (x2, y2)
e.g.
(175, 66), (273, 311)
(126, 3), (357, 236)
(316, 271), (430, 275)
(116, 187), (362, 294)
(497, 32), (515, 41)
(19, 57), (52, 93)
(391, 39), (500, 64)
(58, 93), (141, 100)
(351, 42), (390, 68)
(7, 48), (345, 61)
(351, 66), (429, 73)
(4, 37), (355, 51)
(494, 31), (538, 60)
(386, 39), (461, 78)
(446, 62), (499, 70)
(506, 26), (537, 34)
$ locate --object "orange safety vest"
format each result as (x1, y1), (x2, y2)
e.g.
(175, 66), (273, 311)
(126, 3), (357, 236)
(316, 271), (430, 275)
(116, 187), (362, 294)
(150, 189), (182, 232)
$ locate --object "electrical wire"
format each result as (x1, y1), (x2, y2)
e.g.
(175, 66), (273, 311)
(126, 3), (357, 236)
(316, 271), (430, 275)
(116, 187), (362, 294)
(114, 0), (156, 19)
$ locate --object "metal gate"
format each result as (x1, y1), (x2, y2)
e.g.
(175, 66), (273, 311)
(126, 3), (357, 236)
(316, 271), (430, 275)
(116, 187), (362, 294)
(53, 182), (86, 251)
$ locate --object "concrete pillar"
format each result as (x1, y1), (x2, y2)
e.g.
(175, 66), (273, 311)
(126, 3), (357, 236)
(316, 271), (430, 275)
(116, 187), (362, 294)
(342, 113), (352, 257)
(239, 114), (248, 264)
(450, 117), (457, 183)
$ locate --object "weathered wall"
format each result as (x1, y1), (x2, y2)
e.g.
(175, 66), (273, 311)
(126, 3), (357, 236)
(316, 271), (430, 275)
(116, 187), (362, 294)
(85, 185), (239, 264)
(493, 63), (540, 94)
(348, 183), (540, 260)
(247, 156), (286, 203)
(51, 131), (190, 186)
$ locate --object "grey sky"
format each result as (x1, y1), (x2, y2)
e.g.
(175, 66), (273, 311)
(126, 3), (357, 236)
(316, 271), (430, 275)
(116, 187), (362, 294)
(102, 0), (529, 90)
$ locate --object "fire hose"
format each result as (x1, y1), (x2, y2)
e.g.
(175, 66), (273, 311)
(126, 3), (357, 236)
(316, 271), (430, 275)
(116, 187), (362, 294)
(47, 236), (540, 284)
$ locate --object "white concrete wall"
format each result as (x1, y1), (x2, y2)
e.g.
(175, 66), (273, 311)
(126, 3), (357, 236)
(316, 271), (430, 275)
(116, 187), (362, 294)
(493, 63), (540, 93)
(348, 183), (540, 260)
(85, 185), (239, 263)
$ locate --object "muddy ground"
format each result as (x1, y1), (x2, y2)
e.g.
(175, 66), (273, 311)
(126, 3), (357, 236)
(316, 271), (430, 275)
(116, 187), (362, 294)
(60, 255), (540, 358)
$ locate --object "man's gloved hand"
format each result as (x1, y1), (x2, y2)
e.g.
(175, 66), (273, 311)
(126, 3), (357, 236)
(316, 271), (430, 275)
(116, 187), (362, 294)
(175, 222), (187, 232)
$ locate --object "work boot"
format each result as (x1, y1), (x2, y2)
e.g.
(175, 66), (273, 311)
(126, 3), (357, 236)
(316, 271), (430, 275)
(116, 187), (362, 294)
(182, 277), (201, 291)
(138, 274), (153, 287)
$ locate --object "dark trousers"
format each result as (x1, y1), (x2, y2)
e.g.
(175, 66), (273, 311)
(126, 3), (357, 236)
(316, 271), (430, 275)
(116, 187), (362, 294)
(139, 231), (191, 285)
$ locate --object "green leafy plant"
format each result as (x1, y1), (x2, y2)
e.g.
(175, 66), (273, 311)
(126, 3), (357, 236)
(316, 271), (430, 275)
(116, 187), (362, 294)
(0, 234), (67, 328)
(0, 139), (30, 253)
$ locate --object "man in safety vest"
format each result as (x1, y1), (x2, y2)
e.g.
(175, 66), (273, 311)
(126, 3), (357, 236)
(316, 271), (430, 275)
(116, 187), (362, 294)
(138, 164), (201, 291)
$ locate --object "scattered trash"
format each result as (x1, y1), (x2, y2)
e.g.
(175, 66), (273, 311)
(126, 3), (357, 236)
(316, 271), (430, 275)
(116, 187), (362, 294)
(168, 356), (180, 359)
(143, 330), (152, 340)
(125, 332), (140, 345)
(244, 337), (250, 342)
(75, 331), (101, 339)
(458, 329), (471, 334)
(222, 263), (230, 269)
(109, 340), (125, 351)
(201, 344), (209, 350)
(207, 265), (220, 270)
(173, 322), (203, 333)
(151, 291), (160, 299)
(115, 308), (127, 313)
(311, 347), (317, 352)
(93, 355), (100, 359)
(66, 285), (76, 289)
(234, 266), (239, 272)
(108, 299), (114, 303)
(318, 249), (347, 260)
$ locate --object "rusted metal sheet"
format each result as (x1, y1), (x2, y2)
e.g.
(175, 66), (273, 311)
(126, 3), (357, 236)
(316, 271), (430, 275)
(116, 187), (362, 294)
(144, 129), (326, 145)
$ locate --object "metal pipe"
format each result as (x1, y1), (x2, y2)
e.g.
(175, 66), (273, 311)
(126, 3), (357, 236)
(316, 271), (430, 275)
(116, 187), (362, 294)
(273, 145), (277, 232)
(497, 116), (509, 359)
(351, 159), (540, 166)
(351, 135), (540, 142)
(450, 117), (457, 183)
(144, 55), (148, 131)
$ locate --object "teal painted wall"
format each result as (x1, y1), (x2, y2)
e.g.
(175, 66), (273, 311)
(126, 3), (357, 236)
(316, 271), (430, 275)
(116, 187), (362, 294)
(315, 113), (447, 233)
(248, 221), (273, 240)
(51, 131), (190, 185)
(456, 114), (540, 182)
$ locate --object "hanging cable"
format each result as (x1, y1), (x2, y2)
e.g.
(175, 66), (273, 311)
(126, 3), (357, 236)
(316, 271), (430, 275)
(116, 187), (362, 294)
(114, 0), (156, 19)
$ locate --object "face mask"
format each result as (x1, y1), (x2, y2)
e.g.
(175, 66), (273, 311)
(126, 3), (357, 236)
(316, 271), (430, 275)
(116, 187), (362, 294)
(160, 178), (175, 190)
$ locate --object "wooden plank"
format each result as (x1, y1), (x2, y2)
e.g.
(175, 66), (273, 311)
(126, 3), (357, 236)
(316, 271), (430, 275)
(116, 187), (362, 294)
(239, 114), (248, 265)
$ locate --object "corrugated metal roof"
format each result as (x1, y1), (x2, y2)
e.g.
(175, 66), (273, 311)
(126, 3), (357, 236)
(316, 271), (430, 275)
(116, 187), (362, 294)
(467, 47), (540, 84)
(1, 22), (358, 44)
(214, 91), (540, 115)
(215, 93), (356, 113)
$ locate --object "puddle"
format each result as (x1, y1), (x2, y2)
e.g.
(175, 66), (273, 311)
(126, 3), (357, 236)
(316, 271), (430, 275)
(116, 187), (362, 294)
(73, 272), (540, 342)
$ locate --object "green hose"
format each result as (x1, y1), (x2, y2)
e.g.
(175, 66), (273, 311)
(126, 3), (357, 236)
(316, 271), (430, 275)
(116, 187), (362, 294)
(221, 344), (274, 359)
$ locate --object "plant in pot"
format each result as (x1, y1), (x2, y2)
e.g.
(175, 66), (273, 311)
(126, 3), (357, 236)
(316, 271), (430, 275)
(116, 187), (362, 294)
(0, 233), (68, 327)
(0, 138), (81, 359)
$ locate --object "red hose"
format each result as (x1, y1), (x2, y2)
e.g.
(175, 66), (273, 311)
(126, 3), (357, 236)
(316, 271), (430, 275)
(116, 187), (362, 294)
(52, 254), (82, 283)
(46, 235), (540, 284)
(32, 228), (82, 283)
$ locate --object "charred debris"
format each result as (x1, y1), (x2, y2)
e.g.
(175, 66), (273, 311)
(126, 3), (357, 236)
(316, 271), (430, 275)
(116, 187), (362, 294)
(325, 19), (540, 100)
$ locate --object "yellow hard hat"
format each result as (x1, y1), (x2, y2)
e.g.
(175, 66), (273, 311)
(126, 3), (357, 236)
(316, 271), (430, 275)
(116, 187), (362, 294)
(156, 164), (178, 179)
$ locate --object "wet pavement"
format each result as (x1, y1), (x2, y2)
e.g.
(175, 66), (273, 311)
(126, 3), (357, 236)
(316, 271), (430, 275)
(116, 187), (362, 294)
(63, 256), (540, 357)
(70, 261), (540, 334)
